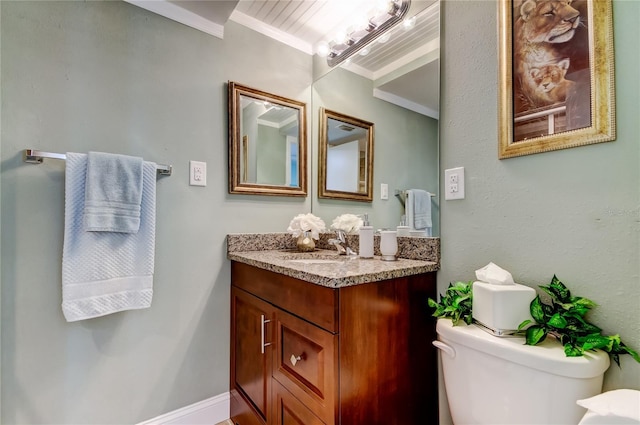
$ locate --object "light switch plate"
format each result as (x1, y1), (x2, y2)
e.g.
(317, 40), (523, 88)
(381, 183), (389, 200)
(444, 167), (464, 200)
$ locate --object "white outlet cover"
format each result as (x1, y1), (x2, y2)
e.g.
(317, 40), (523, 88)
(189, 160), (207, 186)
(444, 167), (464, 200)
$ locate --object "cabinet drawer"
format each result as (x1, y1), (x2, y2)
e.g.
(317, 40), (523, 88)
(232, 262), (338, 333)
(272, 381), (325, 425)
(272, 309), (336, 424)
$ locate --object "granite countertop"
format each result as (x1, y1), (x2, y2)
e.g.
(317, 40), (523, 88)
(228, 249), (439, 288)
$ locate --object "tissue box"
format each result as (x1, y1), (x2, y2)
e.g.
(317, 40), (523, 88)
(472, 281), (536, 335)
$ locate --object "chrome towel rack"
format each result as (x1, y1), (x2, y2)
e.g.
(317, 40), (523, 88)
(23, 149), (173, 176)
(394, 189), (436, 206)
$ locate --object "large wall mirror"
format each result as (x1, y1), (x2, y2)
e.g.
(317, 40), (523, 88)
(319, 108), (374, 202)
(311, 0), (441, 235)
(228, 81), (307, 197)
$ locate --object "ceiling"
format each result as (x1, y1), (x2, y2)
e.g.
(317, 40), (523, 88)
(124, 0), (440, 118)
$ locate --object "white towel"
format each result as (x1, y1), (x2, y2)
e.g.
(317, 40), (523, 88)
(84, 151), (143, 234)
(62, 152), (156, 322)
(407, 189), (432, 237)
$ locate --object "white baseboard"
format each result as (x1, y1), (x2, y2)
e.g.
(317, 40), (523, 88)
(138, 392), (230, 425)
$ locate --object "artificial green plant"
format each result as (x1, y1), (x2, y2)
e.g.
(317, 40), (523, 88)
(518, 275), (640, 367)
(428, 276), (640, 366)
(427, 281), (474, 325)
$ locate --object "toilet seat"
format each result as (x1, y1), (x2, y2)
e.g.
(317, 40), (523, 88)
(577, 389), (640, 425)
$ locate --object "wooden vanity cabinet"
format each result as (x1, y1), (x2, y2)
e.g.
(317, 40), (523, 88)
(230, 261), (438, 425)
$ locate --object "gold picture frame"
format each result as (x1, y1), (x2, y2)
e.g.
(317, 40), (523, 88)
(241, 135), (248, 183)
(498, 0), (615, 159)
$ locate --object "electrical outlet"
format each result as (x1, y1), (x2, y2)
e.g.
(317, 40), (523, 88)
(189, 160), (207, 186)
(444, 167), (464, 200)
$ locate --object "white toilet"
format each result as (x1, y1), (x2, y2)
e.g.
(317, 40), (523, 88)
(435, 318), (611, 425)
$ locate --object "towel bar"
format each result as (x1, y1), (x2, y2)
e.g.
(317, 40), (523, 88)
(395, 189), (435, 206)
(23, 149), (172, 176)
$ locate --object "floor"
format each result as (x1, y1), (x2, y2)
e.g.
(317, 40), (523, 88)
(215, 420), (233, 425)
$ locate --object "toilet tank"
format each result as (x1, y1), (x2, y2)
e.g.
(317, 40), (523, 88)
(435, 319), (611, 425)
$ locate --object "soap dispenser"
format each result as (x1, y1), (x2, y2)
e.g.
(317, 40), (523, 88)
(359, 214), (374, 259)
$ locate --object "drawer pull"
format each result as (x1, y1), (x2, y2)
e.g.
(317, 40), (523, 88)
(290, 354), (303, 366)
(261, 315), (271, 354)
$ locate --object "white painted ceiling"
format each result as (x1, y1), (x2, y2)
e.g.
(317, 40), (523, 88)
(126, 0), (440, 117)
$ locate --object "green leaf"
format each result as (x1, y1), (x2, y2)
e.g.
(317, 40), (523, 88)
(550, 285), (570, 303)
(564, 343), (584, 357)
(558, 302), (577, 311)
(573, 297), (597, 309)
(530, 296), (546, 323)
(549, 275), (571, 302)
(451, 281), (472, 292)
(548, 313), (568, 329)
(452, 294), (470, 308)
(542, 302), (555, 316)
(570, 305), (590, 317)
(525, 325), (547, 345)
(579, 334), (614, 351)
(620, 345), (640, 363)
(518, 319), (532, 331)
(564, 315), (602, 335)
(539, 286), (555, 300)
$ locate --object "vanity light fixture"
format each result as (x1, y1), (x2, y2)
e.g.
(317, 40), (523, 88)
(325, 0), (411, 67)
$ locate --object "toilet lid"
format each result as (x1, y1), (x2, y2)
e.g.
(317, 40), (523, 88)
(436, 318), (611, 379)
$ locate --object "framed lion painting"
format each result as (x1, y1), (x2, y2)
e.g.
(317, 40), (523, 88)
(498, 0), (616, 159)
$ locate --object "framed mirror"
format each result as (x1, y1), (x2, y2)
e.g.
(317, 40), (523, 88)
(228, 81), (307, 196)
(318, 108), (374, 202)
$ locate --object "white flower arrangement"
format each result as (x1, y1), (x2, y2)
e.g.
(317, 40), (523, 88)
(287, 213), (326, 240)
(331, 213), (363, 234)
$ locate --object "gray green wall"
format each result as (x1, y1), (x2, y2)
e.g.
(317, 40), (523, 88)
(439, 0), (639, 421)
(4, 0), (636, 423)
(0, 1), (312, 423)
(0, 1), (439, 422)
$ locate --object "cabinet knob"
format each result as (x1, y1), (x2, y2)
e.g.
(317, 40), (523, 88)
(290, 354), (303, 366)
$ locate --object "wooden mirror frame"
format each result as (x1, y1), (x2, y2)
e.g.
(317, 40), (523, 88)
(228, 81), (307, 197)
(318, 108), (374, 202)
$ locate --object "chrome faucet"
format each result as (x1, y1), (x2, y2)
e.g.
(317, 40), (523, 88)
(328, 229), (357, 256)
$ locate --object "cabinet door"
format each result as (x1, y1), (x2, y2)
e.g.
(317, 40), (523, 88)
(231, 287), (274, 424)
(272, 381), (325, 425)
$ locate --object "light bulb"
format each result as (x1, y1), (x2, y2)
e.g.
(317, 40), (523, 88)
(376, 0), (392, 14)
(316, 42), (329, 57)
(359, 47), (370, 56)
(403, 16), (416, 30)
(377, 33), (391, 43)
(352, 15), (369, 32)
